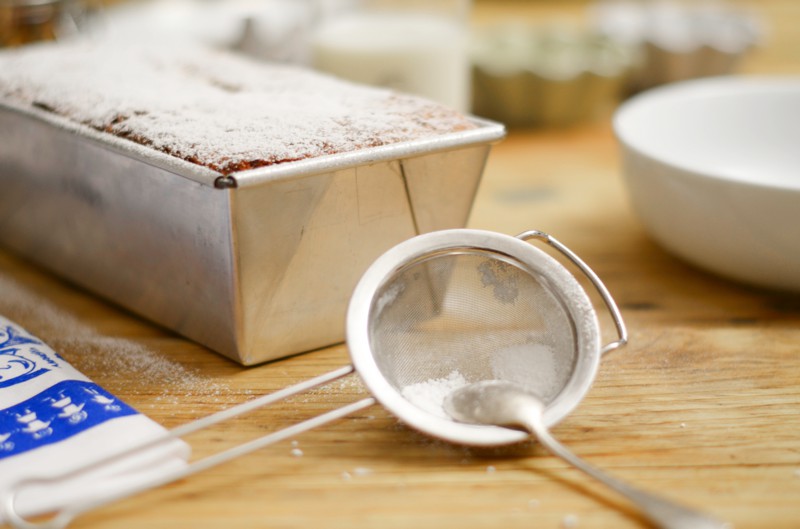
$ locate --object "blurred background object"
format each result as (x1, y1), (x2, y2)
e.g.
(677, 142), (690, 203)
(615, 76), (800, 292)
(310, 0), (472, 112)
(589, 0), (764, 94)
(83, 0), (316, 62)
(469, 0), (764, 128)
(471, 22), (632, 127)
(0, 0), (107, 46)
(1, 0), (63, 46)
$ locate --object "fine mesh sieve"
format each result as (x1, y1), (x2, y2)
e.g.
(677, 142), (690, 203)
(348, 228), (625, 445)
(2, 229), (626, 529)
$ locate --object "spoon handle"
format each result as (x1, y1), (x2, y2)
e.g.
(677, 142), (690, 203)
(525, 415), (730, 529)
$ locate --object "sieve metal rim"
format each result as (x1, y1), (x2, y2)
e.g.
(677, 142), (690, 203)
(346, 228), (603, 446)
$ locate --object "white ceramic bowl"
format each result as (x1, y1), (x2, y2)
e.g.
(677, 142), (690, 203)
(614, 76), (800, 292)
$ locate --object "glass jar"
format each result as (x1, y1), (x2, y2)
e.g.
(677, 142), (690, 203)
(0, 0), (63, 47)
(311, 0), (472, 112)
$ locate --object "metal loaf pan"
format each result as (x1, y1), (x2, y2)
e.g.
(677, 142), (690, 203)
(0, 101), (504, 365)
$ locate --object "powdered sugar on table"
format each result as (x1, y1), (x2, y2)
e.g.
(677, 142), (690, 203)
(0, 41), (474, 174)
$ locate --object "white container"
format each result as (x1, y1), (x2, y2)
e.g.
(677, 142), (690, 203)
(311, 0), (471, 112)
(614, 76), (800, 292)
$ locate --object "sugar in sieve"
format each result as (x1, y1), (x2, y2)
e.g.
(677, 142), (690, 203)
(2, 228), (626, 529)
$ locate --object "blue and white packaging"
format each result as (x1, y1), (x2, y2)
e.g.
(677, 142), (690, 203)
(0, 315), (189, 522)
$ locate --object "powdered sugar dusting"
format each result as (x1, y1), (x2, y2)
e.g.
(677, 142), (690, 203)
(0, 41), (475, 174)
(0, 275), (96, 341)
(400, 370), (468, 419)
(490, 343), (564, 402)
(0, 273), (226, 401)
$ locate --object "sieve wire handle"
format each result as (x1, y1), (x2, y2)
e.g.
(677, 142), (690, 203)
(516, 230), (628, 355)
(2, 365), (376, 529)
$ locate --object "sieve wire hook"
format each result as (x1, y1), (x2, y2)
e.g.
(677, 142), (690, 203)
(1, 365), (376, 529)
(516, 230), (628, 355)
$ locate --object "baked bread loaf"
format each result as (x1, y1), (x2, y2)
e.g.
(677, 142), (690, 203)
(0, 41), (476, 174)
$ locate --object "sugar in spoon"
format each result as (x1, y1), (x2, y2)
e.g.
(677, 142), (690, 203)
(443, 380), (731, 529)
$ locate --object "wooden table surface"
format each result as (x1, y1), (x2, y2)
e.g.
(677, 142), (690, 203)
(2, 2), (799, 529)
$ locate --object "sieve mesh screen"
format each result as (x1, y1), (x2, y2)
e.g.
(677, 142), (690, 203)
(368, 249), (577, 406)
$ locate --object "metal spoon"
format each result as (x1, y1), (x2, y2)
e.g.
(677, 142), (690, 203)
(443, 380), (731, 529)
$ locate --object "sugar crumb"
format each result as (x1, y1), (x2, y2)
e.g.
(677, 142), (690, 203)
(562, 514), (579, 528)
